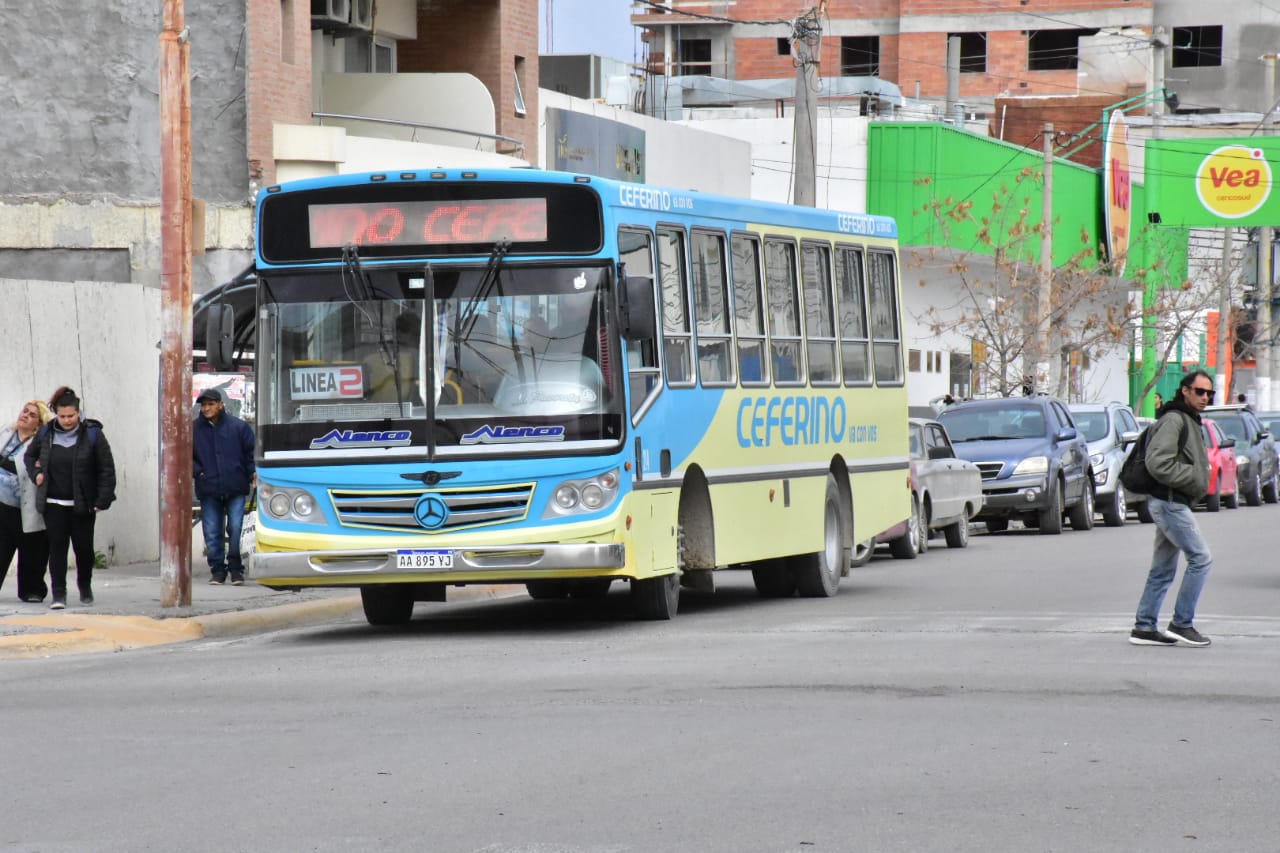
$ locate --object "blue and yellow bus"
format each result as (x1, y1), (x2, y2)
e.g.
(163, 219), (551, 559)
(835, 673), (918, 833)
(233, 168), (910, 624)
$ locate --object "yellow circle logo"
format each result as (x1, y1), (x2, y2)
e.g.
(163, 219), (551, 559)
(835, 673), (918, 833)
(1196, 146), (1272, 219)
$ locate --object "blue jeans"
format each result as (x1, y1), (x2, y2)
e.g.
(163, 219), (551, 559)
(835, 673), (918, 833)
(1135, 496), (1212, 630)
(201, 493), (247, 578)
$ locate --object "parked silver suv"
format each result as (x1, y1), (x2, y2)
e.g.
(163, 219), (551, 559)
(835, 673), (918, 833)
(1068, 401), (1152, 526)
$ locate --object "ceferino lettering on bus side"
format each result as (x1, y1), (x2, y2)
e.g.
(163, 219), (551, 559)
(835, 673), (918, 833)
(736, 395), (867, 447)
(618, 185), (695, 212)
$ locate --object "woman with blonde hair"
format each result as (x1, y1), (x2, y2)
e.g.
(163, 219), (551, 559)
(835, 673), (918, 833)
(0, 399), (54, 601)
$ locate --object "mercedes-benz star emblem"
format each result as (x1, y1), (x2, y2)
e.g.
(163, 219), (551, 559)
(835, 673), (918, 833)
(413, 494), (450, 530)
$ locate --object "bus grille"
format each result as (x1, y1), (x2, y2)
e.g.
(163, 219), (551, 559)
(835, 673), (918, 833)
(330, 484), (535, 533)
(976, 462), (1005, 481)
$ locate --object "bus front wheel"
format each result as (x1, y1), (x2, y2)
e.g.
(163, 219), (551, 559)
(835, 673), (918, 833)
(632, 572), (679, 620)
(793, 475), (845, 598)
(360, 585), (415, 626)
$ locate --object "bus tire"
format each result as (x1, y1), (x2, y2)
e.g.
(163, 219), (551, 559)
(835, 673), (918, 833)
(632, 572), (679, 620)
(569, 579), (613, 599)
(793, 475), (845, 597)
(360, 585), (414, 626)
(525, 581), (570, 600)
(751, 560), (796, 598)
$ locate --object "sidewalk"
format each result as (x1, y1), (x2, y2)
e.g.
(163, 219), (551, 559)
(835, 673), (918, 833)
(0, 561), (516, 659)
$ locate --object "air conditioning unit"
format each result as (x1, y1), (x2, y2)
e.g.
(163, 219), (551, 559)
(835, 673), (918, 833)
(349, 0), (373, 31)
(311, 0), (350, 27)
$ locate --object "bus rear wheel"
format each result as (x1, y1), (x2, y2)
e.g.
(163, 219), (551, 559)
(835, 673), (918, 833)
(632, 572), (680, 620)
(360, 585), (414, 626)
(751, 559), (796, 598)
(793, 475), (845, 598)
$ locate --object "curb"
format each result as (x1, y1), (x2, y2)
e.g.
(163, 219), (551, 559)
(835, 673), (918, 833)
(0, 584), (524, 659)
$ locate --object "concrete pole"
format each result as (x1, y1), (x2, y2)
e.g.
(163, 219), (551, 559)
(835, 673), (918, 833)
(159, 0), (193, 607)
(792, 12), (819, 207)
(1264, 55), (1279, 409)
(1035, 123), (1054, 394)
(1215, 228), (1233, 403)
(946, 36), (961, 122)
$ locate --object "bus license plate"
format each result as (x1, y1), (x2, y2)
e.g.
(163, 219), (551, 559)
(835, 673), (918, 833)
(396, 549), (454, 569)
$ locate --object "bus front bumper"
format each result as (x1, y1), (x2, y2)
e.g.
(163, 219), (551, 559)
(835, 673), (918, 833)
(253, 542), (628, 587)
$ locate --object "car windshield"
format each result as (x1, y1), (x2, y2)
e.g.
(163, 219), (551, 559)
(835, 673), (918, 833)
(939, 403), (1047, 441)
(1070, 410), (1109, 442)
(1203, 412), (1245, 443)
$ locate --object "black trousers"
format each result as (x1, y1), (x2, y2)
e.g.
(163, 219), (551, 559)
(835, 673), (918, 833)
(0, 502), (49, 601)
(44, 504), (96, 598)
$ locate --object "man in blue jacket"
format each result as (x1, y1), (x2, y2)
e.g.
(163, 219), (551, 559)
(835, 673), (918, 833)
(193, 389), (256, 585)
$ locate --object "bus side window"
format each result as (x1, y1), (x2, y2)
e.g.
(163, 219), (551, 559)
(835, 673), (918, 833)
(764, 238), (804, 385)
(619, 226), (662, 419)
(657, 227), (694, 387)
(801, 240), (838, 385)
(835, 245), (872, 385)
(867, 250), (903, 384)
(691, 229), (734, 386)
(731, 233), (769, 386)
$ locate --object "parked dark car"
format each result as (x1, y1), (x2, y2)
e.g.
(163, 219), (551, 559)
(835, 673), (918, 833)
(1069, 401), (1151, 526)
(1201, 404), (1278, 507)
(938, 395), (1094, 535)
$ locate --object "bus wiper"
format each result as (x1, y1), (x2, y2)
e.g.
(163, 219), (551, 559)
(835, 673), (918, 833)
(342, 244), (405, 410)
(458, 239), (511, 339)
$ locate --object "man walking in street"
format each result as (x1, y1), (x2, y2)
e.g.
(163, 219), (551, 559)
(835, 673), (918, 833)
(1130, 370), (1214, 647)
(193, 389), (255, 585)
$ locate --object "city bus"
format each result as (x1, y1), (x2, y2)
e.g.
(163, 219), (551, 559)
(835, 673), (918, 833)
(217, 168), (910, 625)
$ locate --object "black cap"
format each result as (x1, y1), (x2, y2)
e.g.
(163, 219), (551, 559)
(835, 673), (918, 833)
(197, 389), (222, 404)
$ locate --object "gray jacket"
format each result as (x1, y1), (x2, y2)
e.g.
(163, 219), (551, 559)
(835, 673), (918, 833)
(0, 425), (45, 533)
(1145, 408), (1209, 500)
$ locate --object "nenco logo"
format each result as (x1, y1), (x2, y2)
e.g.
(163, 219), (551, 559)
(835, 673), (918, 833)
(309, 429), (413, 450)
(460, 424), (567, 445)
(290, 366), (363, 400)
(1196, 146), (1273, 219)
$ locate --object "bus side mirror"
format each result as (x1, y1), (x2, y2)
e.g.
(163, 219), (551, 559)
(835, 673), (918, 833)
(621, 275), (656, 341)
(206, 303), (236, 371)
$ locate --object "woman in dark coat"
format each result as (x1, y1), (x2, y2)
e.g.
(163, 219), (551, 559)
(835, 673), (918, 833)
(24, 388), (116, 609)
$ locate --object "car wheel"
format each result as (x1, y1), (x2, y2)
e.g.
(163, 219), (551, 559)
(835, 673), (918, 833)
(1264, 471), (1279, 504)
(1102, 487), (1126, 527)
(848, 539), (874, 568)
(985, 517), (1009, 533)
(1205, 490), (1221, 512)
(917, 499), (930, 555)
(1225, 477), (1239, 509)
(889, 494), (922, 560)
(1068, 482), (1095, 530)
(1247, 473), (1263, 507)
(943, 508), (971, 548)
(1038, 480), (1064, 534)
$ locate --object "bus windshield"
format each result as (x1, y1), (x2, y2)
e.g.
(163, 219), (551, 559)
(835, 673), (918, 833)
(256, 263), (624, 456)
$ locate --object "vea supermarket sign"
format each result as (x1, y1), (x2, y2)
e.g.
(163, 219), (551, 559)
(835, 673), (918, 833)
(1146, 137), (1280, 227)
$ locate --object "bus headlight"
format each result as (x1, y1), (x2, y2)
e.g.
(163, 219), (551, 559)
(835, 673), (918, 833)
(261, 483), (323, 524)
(545, 469), (620, 518)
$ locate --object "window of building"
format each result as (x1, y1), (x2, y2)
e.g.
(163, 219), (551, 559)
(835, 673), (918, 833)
(343, 34), (396, 73)
(948, 32), (987, 74)
(776, 37), (791, 56)
(840, 36), (880, 77)
(1027, 28), (1097, 71)
(1172, 25), (1223, 68)
(514, 57), (527, 117)
(679, 38), (712, 75)
(281, 0), (295, 64)
(908, 349), (922, 372)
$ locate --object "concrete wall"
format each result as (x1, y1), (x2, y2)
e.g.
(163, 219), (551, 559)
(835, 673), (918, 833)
(0, 279), (162, 566)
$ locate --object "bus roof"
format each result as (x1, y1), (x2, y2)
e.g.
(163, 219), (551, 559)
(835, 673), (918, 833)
(259, 168), (898, 241)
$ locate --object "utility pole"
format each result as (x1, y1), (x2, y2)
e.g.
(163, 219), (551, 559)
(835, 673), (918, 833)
(1033, 122), (1054, 394)
(1215, 228), (1234, 403)
(1263, 54), (1278, 410)
(791, 7), (821, 207)
(946, 36), (961, 122)
(159, 0), (193, 607)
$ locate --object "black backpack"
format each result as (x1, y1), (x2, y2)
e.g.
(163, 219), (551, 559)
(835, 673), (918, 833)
(1119, 415), (1188, 495)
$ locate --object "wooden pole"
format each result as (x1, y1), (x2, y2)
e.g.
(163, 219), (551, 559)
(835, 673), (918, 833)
(159, 0), (193, 606)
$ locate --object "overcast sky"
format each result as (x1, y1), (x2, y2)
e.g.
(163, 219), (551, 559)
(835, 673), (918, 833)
(538, 0), (638, 62)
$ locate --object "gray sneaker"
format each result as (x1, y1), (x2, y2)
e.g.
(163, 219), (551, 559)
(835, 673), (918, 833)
(1165, 624), (1211, 647)
(50, 597), (66, 610)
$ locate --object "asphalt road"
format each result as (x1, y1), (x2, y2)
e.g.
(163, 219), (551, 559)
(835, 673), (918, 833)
(2, 505), (1279, 853)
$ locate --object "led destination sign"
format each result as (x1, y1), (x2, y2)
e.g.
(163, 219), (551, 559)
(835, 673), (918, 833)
(308, 198), (548, 248)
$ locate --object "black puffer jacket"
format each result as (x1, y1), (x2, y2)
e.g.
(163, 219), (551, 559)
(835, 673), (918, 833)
(24, 418), (117, 513)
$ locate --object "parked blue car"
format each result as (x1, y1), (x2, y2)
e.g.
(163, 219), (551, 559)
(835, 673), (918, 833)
(937, 395), (1095, 535)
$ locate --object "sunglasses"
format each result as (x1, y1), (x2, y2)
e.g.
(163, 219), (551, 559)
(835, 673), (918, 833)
(1190, 387), (1213, 397)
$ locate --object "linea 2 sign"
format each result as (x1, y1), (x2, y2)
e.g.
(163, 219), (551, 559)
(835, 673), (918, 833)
(1146, 137), (1279, 227)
